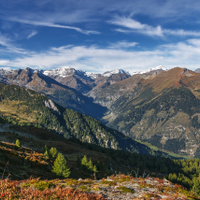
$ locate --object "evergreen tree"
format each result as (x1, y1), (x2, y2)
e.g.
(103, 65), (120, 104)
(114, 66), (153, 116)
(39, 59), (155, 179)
(93, 165), (98, 180)
(44, 145), (48, 153)
(81, 155), (88, 166)
(15, 139), (21, 148)
(88, 159), (93, 171)
(43, 145), (49, 159)
(52, 153), (70, 178)
(49, 147), (58, 158)
(44, 149), (49, 160)
(192, 177), (200, 195)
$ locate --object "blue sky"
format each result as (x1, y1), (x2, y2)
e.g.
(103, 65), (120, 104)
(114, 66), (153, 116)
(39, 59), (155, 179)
(1, 0), (200, 73)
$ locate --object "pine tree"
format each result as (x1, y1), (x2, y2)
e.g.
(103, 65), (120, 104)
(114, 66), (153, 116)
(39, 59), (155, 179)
(44, 145), (48, 153)
(43, 145), (49, 159)
(15, 139), (21, 148)
(44, 149), (49, 160)
(88, 159), (93, 171)
(81, 155), (88, 166)
(93, 165), (98, 173)
(49, 147), (58, 158)
(93, 165), (98, 180)
(52, 153), (70, 178)
(192, 177), (200, 195)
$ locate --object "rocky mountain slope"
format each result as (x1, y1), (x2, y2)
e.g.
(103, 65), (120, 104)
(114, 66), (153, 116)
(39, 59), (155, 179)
(93, 67), (200, 158)
(0, 66), (165, 121)
(43, 67), (131, 94)
(3, 66), (200, 158)
(0, 68), (107, 121)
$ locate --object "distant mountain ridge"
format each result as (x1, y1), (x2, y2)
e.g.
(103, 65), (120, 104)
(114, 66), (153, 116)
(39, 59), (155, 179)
(42, 65), (167, 78)
(0, 67), (108, 121)
(0, 65), (167, 94)
(3, 65), (200, 158)
(0, 66), (165, 120)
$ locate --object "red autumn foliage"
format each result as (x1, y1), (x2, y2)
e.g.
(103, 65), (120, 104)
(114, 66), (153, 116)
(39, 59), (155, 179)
(0, 178), (105, 200)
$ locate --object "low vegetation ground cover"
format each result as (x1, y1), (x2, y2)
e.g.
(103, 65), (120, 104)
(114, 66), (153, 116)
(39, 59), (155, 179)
(0, 175), (198, 200)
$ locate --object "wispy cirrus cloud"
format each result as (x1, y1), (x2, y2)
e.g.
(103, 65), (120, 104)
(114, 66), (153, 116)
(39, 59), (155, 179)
(8, 18), (100, 35)
(109, 40), (138, 49)
(27, 30), (38, 39)
(0, 33), (26, 54)
(109, 17), (200, 38)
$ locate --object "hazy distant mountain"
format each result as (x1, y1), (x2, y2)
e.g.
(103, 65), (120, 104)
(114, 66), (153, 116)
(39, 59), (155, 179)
(128, 65), (167, 76)
(87, 67), (165, 107)
(195, 68), (200, 73)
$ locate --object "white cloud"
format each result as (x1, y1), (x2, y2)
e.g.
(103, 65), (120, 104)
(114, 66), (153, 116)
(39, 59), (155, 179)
(0, 33), (26, 54)
(109, 17), (200, 38)
(109, 17), (164, 37)
(109, 41), (138, 49)
(1, 39), (200, 72)
(0, 60), (10, 65)
(8, 18), (100, 35)
(27, 30), (38, 39)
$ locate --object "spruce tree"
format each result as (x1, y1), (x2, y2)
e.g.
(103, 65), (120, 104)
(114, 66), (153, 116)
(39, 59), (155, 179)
(44, 149), (49, 160)
(52, 153), (70, 178)
(88, 159), (93, 171)
(43, 145), (49, 159)
(15, 139), (21, 148)
(81, 155), (88, 166)
(49, 147), (58, 158)
(44, 145), (48, 153)
(93, 165), (98, 180)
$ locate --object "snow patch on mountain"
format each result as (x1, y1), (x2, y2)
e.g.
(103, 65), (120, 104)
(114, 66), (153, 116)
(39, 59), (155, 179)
(43, 66), (95, 80)
(0, 65), (167, 80)
(148, 65), (167, 72)
(102, 69), (130, 77)
(85, 72), (101, 79)
(129, 65), (167, 76)
(43, 66), (75, 77)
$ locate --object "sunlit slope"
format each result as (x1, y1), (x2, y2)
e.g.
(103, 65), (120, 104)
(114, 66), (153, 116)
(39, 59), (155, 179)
(0, 83), (169, 157)
(100, 68), (200, 158)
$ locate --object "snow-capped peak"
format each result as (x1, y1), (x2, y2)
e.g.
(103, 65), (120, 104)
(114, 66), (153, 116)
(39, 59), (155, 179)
(41, 65), (167, 79)
(43, 66), (75, 77)
(85, 72), (101, 79)
(141, 65), (167, 74)
(43, 66), (98, 80)
(102, 69), (130, 77)
(128, 65), (167, 76)
(43, 67), (130, 80)
(149, 65), (166, 71)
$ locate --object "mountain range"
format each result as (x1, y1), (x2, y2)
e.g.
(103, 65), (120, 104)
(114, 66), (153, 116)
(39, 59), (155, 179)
(1, 69), (200, 198)
(1, 65), (200, 158)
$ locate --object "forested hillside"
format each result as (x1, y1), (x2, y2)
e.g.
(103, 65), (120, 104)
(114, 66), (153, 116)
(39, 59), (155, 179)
(0, 83), (167, 157)
(1, 82), (200, 197)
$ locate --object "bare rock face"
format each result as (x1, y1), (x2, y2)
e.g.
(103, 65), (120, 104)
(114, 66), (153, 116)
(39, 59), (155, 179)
(44, 99), (59, 113)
